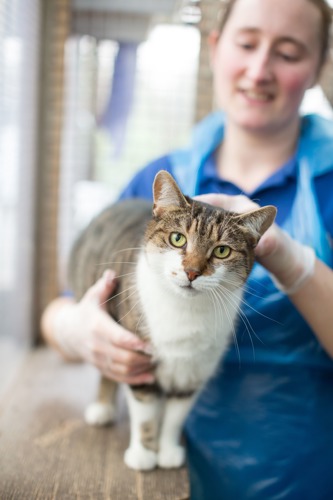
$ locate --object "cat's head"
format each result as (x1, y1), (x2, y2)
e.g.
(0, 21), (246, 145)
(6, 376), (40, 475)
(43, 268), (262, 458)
(144, 170), (276, 297)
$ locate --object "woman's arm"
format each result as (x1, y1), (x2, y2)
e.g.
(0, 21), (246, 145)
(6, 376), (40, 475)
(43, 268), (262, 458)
(41, 295), (79, 361)
(290, 260), (333, 358)
(257, 226), (333, 358)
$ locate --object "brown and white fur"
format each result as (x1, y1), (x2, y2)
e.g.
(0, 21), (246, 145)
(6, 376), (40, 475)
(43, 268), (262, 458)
(69, 170), (276, 471)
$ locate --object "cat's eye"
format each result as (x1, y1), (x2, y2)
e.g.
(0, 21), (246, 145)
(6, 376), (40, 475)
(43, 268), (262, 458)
(213, 245), (231, 259)
(170, 232), (187, 248)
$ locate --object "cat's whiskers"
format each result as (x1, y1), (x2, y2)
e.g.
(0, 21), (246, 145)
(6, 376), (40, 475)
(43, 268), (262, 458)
(240, 282), (270, 299)
(110, 247), (143, 255)
(223, 277), (282, 326)
(215, 284), (252, 361)
(117, 298), (142, 324)
(230, 269), (273, 296)
(216, 283), (261, 360)
(112, 271), (137, 280)
(211, 287), (241, 363)
(216, 273), (281, 320)
(207, 289), (218, 343)
(243, 275), (273, 293)
(207, 274), (242, 293)
(217, 274), (262, 298)
(221, 285), (256, 340)
(99, 284), (137, 307)
(210, 288), (228, 339)
(96, 261), (137, 266)
(135, 311), (146, 336)
(116, 287), (138, 308)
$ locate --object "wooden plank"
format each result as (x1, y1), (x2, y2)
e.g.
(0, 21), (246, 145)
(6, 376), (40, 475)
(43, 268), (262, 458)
(0, 348), (189, 499)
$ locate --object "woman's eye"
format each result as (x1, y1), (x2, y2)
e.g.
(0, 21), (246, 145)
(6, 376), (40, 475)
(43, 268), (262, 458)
(170, 232), (187, 248)
(236, 40), (255, 51)
(213, 245), (231, 259)
(235, 35), (257, 51)
(240, 43), (254, 50)
(278, 52), (298, 62)
(276, 45), (301, 62)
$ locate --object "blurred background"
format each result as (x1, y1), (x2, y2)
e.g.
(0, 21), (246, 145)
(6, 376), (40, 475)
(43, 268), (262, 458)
(0, 0), (332, 393)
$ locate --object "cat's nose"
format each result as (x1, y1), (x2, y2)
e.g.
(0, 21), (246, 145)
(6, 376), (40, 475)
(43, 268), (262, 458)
(185, 269), (201, 282)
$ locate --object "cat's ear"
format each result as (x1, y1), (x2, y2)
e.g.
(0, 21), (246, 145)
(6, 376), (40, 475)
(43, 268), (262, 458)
(234, 205), (277, 243)
(152, 170), (191, 216)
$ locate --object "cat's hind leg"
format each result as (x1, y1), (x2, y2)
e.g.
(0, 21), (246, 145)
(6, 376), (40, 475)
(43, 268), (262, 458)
(85, 376), (117, 426)
(124, 384), (162, 471)
(158, 394), (195, 469)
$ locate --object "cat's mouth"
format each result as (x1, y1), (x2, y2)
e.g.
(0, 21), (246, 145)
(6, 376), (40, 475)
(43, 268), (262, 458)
(179, 283), (199, 294)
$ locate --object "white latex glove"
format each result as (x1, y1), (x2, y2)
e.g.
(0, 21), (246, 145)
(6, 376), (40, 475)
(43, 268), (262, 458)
(52, 270), (154, 384)
(196, 193), (315, 295)
(255, 224), (315, 295)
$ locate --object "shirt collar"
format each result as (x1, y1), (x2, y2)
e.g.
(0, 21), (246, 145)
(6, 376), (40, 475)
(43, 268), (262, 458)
(191, 111), (333, 182)
(202, 145), (297, 197)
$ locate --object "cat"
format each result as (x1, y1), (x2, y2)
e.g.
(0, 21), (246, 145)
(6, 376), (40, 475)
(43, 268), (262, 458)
(69, 170), (276, 471)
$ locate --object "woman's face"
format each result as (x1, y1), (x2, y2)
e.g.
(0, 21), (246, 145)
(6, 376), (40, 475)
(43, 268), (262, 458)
(210, 0), (322, 134)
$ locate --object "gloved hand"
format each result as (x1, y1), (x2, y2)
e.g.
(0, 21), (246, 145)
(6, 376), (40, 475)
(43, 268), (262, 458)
(196, 193), (316, 295)
(52, 270), (154, 384)
(255, 224), (315, 295)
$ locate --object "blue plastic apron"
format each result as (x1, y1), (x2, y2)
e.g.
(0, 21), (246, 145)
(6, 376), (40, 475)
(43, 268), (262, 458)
(182, 154), (333, 499)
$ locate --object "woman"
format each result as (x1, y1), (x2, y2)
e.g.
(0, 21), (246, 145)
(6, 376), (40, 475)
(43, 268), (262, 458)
(42, 0), (333, 497)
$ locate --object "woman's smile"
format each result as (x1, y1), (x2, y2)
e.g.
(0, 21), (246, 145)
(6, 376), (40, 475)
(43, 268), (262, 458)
(237, 87), (275, 104)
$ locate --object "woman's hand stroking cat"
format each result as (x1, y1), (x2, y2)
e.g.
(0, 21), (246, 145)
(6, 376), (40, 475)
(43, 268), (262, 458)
(52, 269), (155, 384)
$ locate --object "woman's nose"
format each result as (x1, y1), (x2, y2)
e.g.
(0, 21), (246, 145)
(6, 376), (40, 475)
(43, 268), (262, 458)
(246, 49), (273, 83)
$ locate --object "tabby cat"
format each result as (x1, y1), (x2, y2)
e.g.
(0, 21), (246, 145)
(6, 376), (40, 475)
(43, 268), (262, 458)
(69, 170), (276, 471)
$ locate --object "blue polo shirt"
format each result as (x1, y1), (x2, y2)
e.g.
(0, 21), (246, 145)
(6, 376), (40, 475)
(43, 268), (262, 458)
(119, 151), (333, 237)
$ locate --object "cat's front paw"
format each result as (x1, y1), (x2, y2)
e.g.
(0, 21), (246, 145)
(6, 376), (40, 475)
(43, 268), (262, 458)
(84, 402), (115, 426)
(124, 445), (157, 471)
(158, 444), (186, 469)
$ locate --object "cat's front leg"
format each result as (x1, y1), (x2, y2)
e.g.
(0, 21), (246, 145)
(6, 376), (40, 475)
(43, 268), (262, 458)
(158, 394), (195, 469)
(124, 384), (162, 471)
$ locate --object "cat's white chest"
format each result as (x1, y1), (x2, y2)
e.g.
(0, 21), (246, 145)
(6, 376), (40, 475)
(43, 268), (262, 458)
(136, 253), (242, 393)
